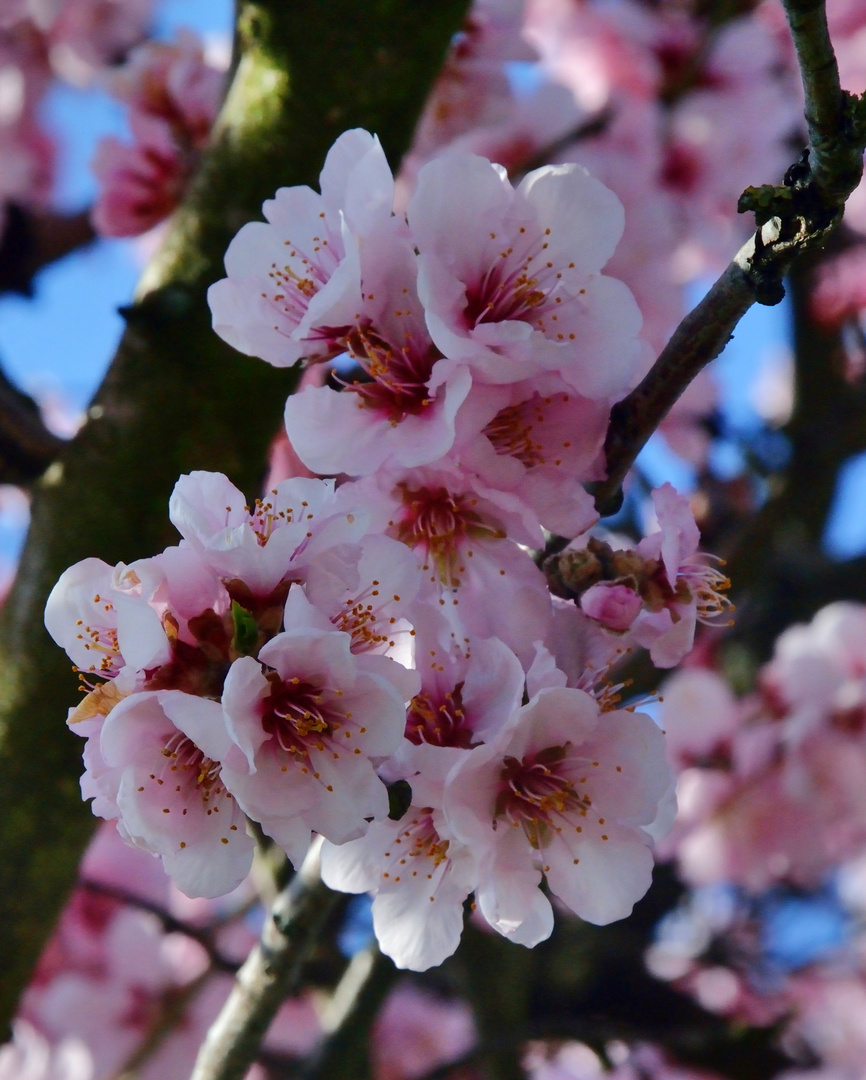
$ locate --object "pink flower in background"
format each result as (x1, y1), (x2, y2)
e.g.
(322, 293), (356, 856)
(90, 28), (225, 237)
(810, 246), (866, 328)
(0, 1021), (92, 1080)
(36, 0), (154, 82)
(103, 30), (224, 146)
(91, 112), (187, 237)
(657, 667), (739, 769)
(371, 982), (476, 1080)
(394, 0), (534, 206)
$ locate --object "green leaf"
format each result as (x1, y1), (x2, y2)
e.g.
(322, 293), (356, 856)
(231, 600), (259, 657)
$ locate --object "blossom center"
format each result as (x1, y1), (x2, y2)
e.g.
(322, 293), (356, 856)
(339, 322), (442, 422)
(494, 745), (590, 849)
(331, 578), (395, 652)
(159, 731), (224, 804)
(406, 683), (476, 748)
(462, 227), (572, 333)
(406, 811), (451, 865)
(244, 494), (311, 547)
(261, 674), (337, 753)
(484, 401), (547, 468)
(381, 809), (451, 888)
(392, 485), (505, 585)
(464, 251), (547, 327)
(267, 231), (342, 328)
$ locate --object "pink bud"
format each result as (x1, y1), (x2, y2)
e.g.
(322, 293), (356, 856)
(580, 582), (642, 632)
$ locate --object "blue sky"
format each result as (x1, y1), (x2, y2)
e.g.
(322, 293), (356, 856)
(0, 0), (233, 415)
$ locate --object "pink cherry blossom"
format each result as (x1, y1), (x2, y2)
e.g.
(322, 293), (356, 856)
(168, 470), (367, 600)
(449, 376), (606, 538)
(302, 531), (420, 664)
(218, 587), (415, 867)
(358, 464), (553, 663)
(405, 633), (525, 750)
(283, 229), (473, 476)
(445, 686), (673, 941)
(44, 556), (171, 680)
(630, 483), (732, 667)
(321, 762), (477, 971)
(96, 689), (254, 898)
(91, 112), (188, 237)
(322, 636), (524, 969)
(409, 151), (643, 397)
(208, 128), (396, 367)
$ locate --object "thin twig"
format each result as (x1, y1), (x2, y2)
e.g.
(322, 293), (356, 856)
(300, 946), (398, 1080)
(79, 879), (241, 974)
(189, 841), (340, 1080)
(781, 0), (863, 203)
(112, 969), (213, 1080)
(593, 247), (759, 514)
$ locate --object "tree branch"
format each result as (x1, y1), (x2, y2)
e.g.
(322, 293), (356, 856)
(0, 365), (66, 485)
(189, 843), (339, 1080)
(595, 254), (757, 514)
(0, 206), (95, 297)
(0, 0), (471, 1035)
(781, 0), (864, 204)
(588, 0), (866, 515)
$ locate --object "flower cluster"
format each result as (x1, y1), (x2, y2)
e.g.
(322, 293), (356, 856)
(46, 129), (698, 971)
(658, 602), (866, 892)
(0, 0), (154, 238)
(91, 30), (226, 237)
